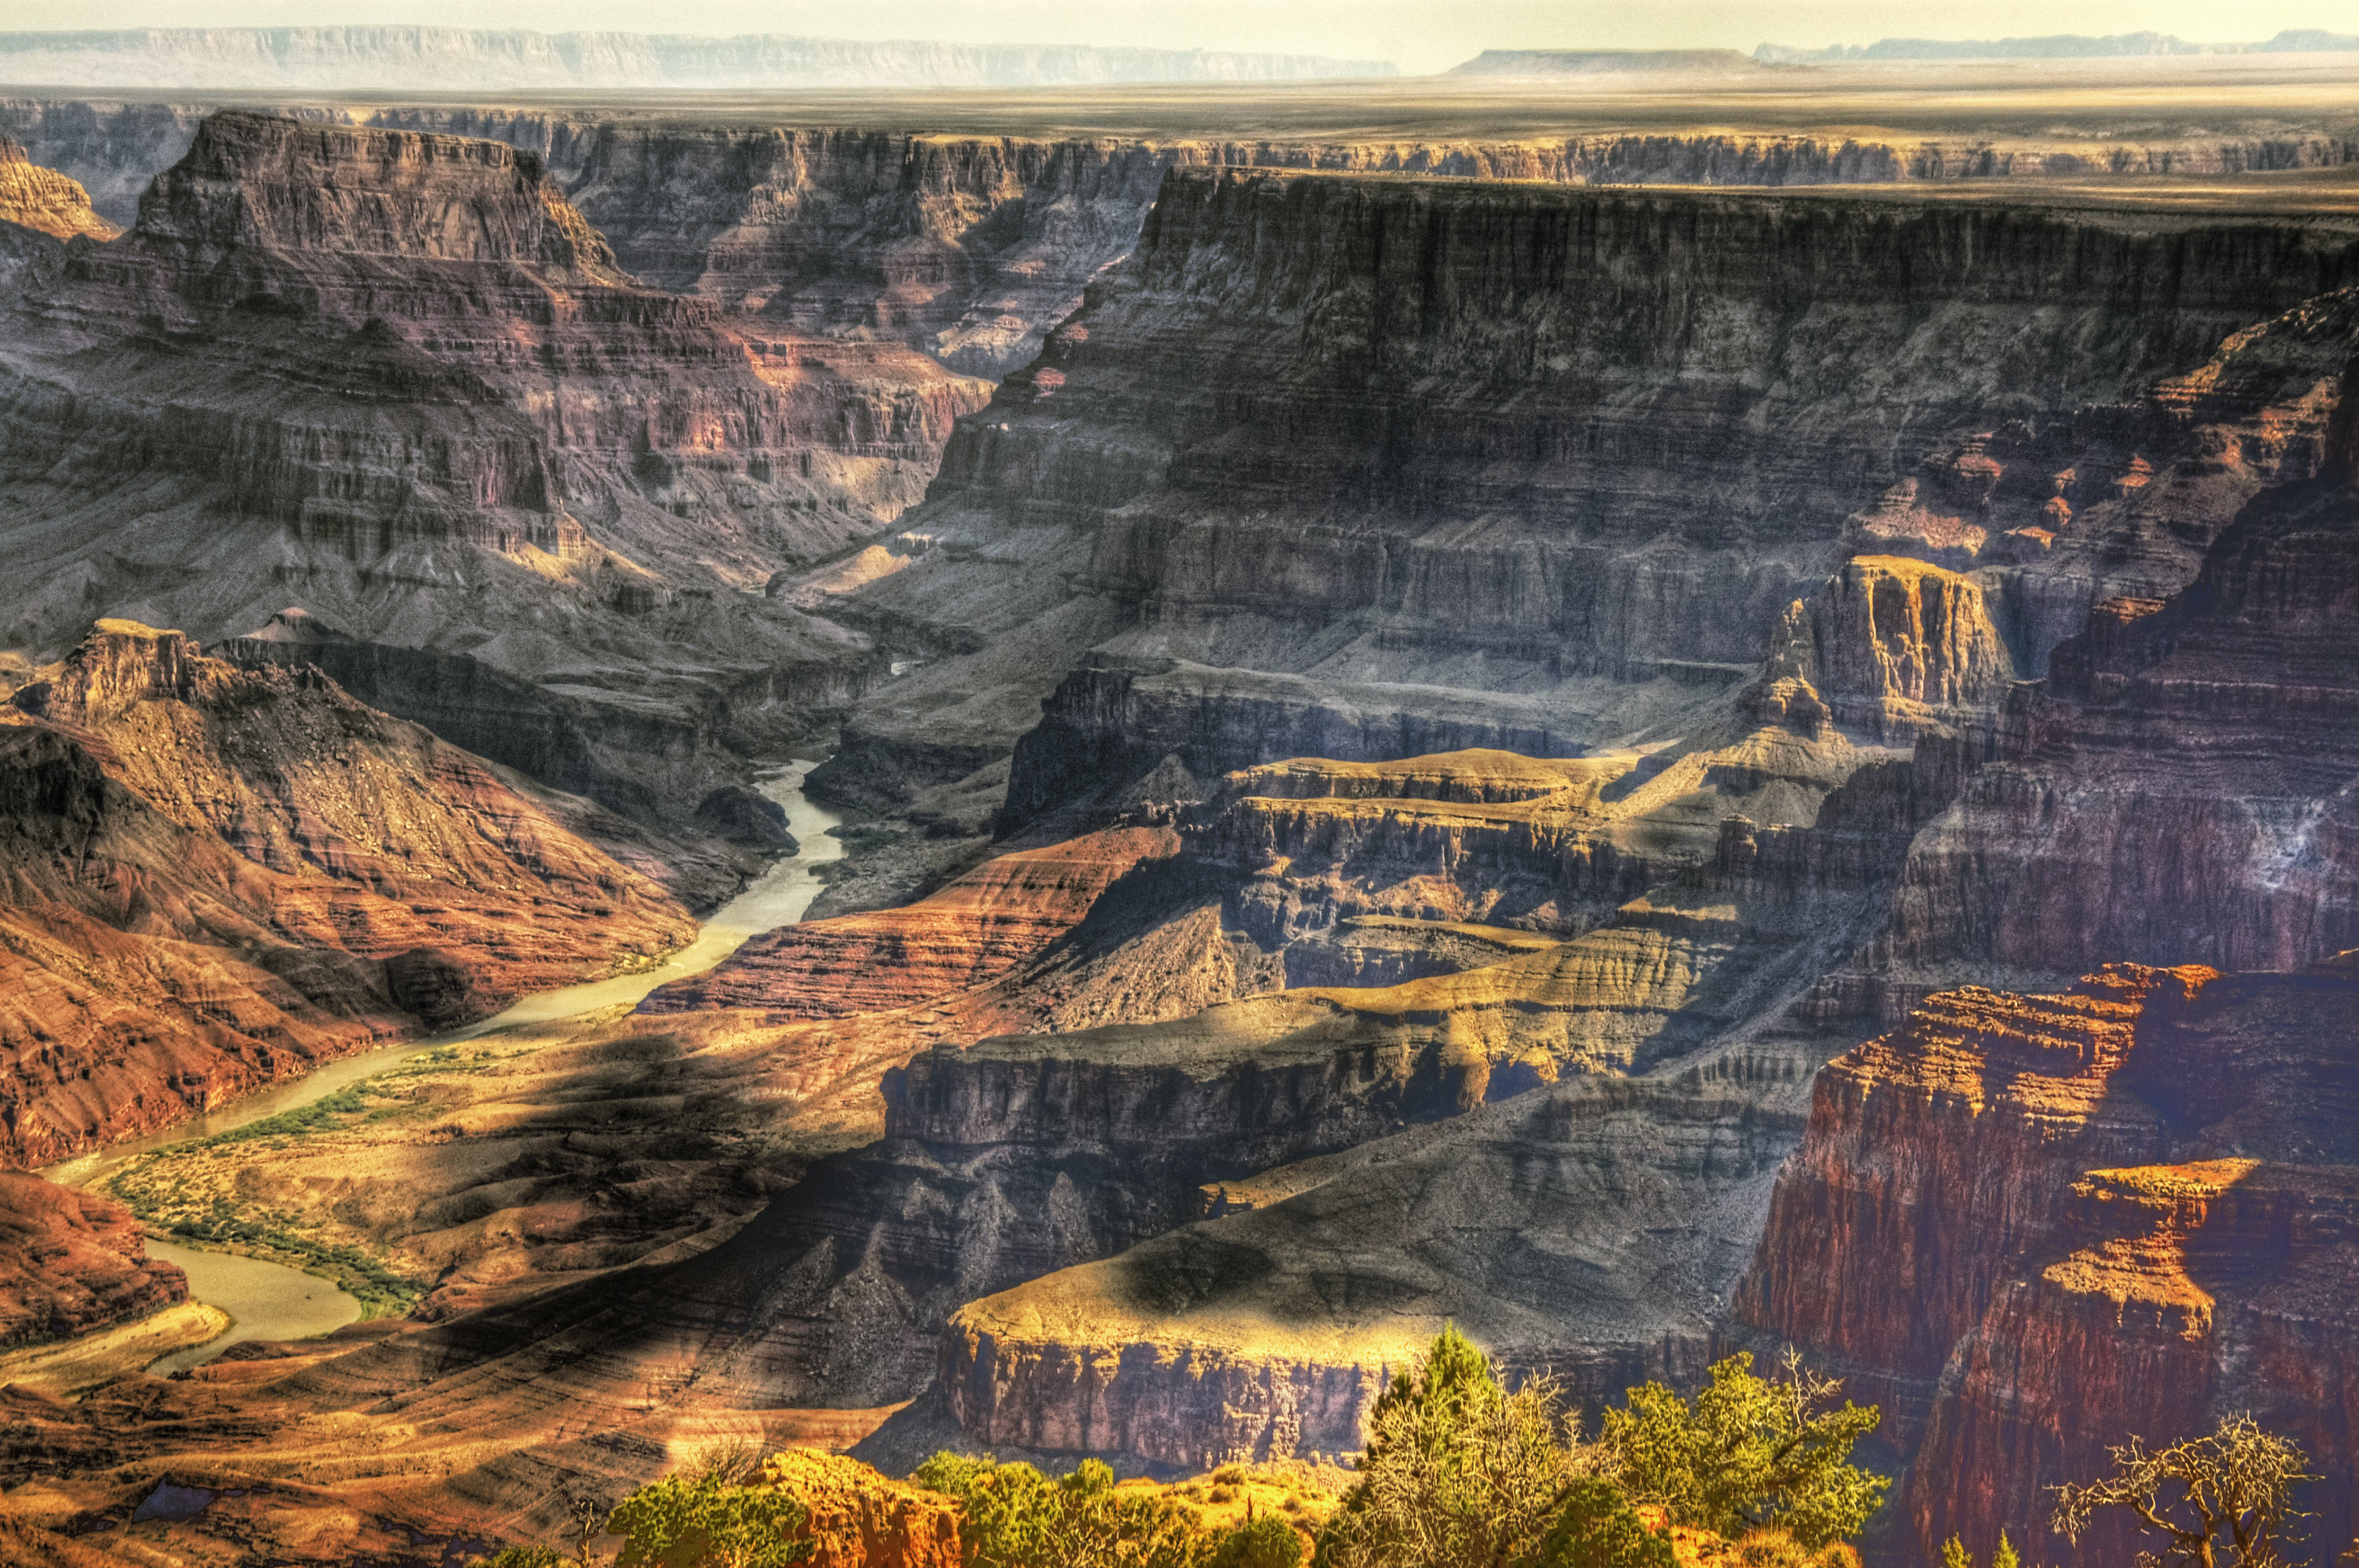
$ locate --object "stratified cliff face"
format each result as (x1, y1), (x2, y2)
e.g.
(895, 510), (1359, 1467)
(0, 619), (694, 1164)
(1820, 460), (2359, 1028)
(842, 170), (2359, 825)
(1735, 970), (2186, 1433)
(0, 113), (990, 826)
(945, 1051), (1812, 1469)
(0, 1172), (186, 1345)
(1750, 557), (2015, 742)
(640, 827), (1180, 1015)
(1740, 962), (2359, 1568)
(0, 136), (117, 241)
(422, 123), (1189, 379)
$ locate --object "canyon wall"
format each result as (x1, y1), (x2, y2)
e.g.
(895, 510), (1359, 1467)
(0, 111), (990, 825)
(1807, 455), (2359, 1029)
(844, 168), (2359, 823)
(945, 1051), (1812, 1469)
(1740, 963), (2359, 1568)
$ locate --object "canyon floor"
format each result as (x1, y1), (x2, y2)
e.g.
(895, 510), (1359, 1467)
(1, 53), (2357, 1568)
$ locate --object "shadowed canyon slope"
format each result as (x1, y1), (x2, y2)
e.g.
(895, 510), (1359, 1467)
(837, 165), (2359, 826)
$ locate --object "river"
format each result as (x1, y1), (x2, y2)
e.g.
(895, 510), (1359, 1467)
(49, 759), (846, 1371)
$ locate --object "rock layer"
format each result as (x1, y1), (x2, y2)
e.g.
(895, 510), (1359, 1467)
(1740, 962), (2359, 1568)
(642, 827), (1180, 1016)
(0, 1173), (186, 1346)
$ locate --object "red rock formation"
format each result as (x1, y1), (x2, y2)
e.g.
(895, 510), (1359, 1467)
(641, 828), (1179, 1017)
(0, 1172), (186, 1345)
(0, 135), (116, 241)
(1734, 967), (2195, 1434)
(1741, 961), (2359, 1568)
(0, 619), (694, 1165)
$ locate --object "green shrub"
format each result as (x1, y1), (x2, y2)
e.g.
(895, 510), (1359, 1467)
(1525, 1479), (1677, 1568)
(915, 1451), (1212, 1568)
(1599, 1349), (1888, 1548)
(1314, 1325), (1587, 1568)
(607, 1463), (809, 1568)
(1209, 1512), (1307, 1568)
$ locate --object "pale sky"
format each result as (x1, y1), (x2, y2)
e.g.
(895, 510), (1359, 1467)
(2, 2), (2346, 76)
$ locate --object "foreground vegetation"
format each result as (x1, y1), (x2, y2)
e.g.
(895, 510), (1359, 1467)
(467, 1330), (2340, 1568)
(474, 1328), (1892, 1568)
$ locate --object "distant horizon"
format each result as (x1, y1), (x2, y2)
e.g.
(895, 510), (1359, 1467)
(3, 7), (2356, 78)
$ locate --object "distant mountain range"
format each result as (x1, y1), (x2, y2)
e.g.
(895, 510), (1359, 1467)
(1447, 49), (1770, 78)
(0, 27), (1396, 89)
(1757, 28), (2359, 63)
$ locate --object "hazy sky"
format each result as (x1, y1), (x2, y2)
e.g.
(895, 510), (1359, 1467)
(5, 2), (2348, 76)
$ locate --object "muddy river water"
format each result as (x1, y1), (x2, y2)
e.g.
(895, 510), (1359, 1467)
(49, 760), (847, 1370)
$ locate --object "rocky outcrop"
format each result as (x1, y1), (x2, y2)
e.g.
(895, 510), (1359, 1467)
(1739, 962), (2359, 1568)
(0, 619), (693, 1164)
(943, 1048), (1814, 1468)
(767, 1450), (961, 1568)
(0, 136), (117, 241)
(1750, 557), (2015, 741)
(0, 1173), (187, 1346)
(640, 827), (1180, 1016)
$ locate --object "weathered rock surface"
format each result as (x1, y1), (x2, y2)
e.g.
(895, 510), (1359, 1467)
(642, 827), (1179, 1016)
(1750, 556), (2015, 741)
(0, 619), (693, 1164)
(0, 111), (989, 813)
(1815, 448), (2359, 1027)
(1739, 961), (2359, 1568)
(0, 135), (116, 241)
(944, 1047), (1813, 1468)
(0, 1172), (186, 1346)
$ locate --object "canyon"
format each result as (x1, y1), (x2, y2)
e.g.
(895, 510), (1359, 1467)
(0, 111), (991, 840)
(0, 59), (2354, 1568)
